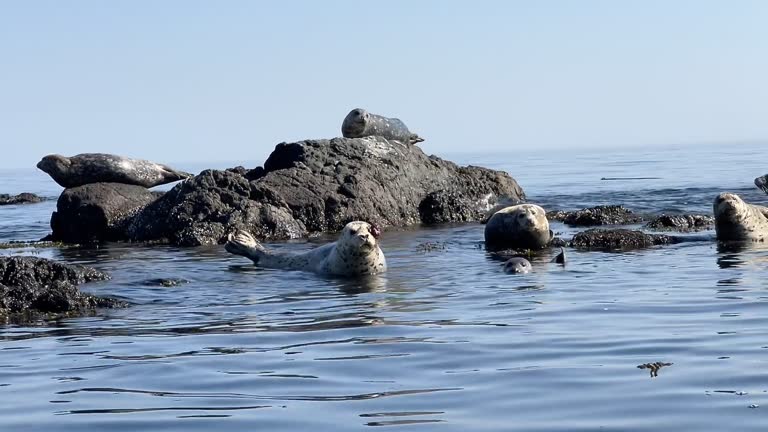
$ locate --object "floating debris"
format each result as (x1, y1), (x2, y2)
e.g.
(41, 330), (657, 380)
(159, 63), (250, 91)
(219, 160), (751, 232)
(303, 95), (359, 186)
(637, 362), (673, 377)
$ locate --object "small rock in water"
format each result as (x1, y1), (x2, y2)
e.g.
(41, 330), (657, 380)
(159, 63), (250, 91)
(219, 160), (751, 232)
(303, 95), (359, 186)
(144, 278), (190, 287)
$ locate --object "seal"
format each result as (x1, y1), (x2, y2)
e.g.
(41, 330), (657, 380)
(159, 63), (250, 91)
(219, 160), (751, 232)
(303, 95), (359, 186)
(37, 153), (192, 188)
(484, 204), (553, 251)
(502, 257), (532, 274)
(714, 192), (768, 242)
(755, 174), (768, 195)
(225, 221), (386, 276)
(341, 108), (424, 145)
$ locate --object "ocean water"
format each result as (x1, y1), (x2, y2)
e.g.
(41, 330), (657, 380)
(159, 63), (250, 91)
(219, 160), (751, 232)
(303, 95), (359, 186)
(2, 143), (768, 431)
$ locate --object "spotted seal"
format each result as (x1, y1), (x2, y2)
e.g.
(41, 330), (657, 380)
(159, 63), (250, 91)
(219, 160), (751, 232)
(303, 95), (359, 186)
(502, 257), (532, 274)
(37, 153), (192, 188)
(713, 192), (768, 242)
(484, 204), (553, 251)
(225, 221), (386, 276)
(341, 108), (424, 145)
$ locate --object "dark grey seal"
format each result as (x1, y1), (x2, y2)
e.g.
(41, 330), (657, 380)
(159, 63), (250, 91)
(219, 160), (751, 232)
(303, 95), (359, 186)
(37, 153), (192, 188)
(502, 257), (532, 274)
(755, 175), (768, 195)
(341, 108), (424, 145)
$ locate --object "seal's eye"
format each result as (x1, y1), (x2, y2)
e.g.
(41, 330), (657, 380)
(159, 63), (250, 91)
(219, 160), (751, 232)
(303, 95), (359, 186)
(349, 228), (358, 235)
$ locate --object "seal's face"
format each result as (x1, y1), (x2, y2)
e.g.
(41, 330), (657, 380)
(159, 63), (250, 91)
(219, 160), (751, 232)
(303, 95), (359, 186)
(714, 193), (747, 223)
(342, 108), (370, 137)
(714, 192), (768, 242)
(502, 257), (532, 274)
(36, 154), (70, 177)
(340, 221), (379, 253)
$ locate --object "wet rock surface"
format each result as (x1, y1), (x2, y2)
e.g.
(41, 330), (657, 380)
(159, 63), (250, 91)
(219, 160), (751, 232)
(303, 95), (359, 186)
(50, 183), (159, 243)
(0, 256), (125, 321)
(548, 205), (643, 226)
(0, 192), (44, 205)
(569, 228), (679, 250)
(645, 214), (714, 232)
(129, 137), (525, 246)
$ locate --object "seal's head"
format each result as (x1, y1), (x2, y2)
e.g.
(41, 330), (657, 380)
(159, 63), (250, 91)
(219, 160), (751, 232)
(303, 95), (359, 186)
(341, 108), (370, 138)
(36, 154), (71, 177)
(714, 193), (747, 223)
(484, 204), (553, 250)
(755, 175), (768, 195)
(713, 192), (768, 242)
(502, 257), (532, 274)
(339, 221), (380, 253)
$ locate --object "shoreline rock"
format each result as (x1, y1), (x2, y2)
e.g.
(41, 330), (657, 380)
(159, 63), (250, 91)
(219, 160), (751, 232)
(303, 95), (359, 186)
(547, 205), (644, 227)
(0, 193), (44, 206)
(0, 256), (126, 322)
(569, 228), (679, 250)
(127, 137), (525, 246)
(645, 214), (714, 232)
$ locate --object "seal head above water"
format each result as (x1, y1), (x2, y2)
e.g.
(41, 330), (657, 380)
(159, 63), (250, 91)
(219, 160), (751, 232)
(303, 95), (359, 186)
(37, 153), (192, 188)
(225, 221), (386, 276)
(502, 257), (532, 274)
(713, 192), (768, 242)
(342, 108), (424, 145)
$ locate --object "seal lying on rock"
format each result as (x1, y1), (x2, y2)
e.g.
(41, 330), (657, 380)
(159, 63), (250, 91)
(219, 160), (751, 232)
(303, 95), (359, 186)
(37, 153), (192, 188)
(484, 204), (553, 251)
(714, 192), (768, 242)
(226, 221), (386, 276)
(342, 108), (424, 145)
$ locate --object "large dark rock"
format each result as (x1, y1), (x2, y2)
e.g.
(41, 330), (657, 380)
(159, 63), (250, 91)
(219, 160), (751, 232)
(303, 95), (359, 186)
(548, 205), (643, 226)
(645, 214), (714, 232)
(50, 183), (159, 243)
(0, 256), (125, 321)
(129, 137), (525, 246)
(570, 228), (679, 251)
(0, 193), (43, 205)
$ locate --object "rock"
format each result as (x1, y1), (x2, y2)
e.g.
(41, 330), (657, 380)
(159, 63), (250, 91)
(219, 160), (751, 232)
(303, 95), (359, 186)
(645, 214), (714, 232)
(548, 205), (643, 226)
(570, 228), (679, 250)
(129, 137), (524, 246)
(0, 192), (44, 205)
(50, 183), (159, 243)
(226, 166), (265, 181)
(128, 169), (306, 246)
(0, 256), (125, 321)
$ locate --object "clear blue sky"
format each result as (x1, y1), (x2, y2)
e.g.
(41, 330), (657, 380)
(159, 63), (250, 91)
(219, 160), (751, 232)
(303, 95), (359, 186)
(1, 1), (766, 169)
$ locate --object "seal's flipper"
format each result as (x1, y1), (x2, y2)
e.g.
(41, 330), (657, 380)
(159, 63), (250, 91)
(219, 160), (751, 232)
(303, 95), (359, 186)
(225, 230), (264, 264)
(551, 247), (566, 265)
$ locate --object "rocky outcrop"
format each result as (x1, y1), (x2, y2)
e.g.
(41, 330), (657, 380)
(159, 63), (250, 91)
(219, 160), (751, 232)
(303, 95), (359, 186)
(128, 137), (525, 246)
(548, 205), (643, 226)
(50, 183), (159, 243)
(0, 256), (125, 321)
(569, 229), (679, 250)
(645, 214), (714, 232)
(0, 193), (44, 205)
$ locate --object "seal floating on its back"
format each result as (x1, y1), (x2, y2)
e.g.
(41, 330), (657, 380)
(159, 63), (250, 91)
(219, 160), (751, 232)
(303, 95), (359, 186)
(225, 221), (386, 277)
(37, 153), (192, 188)
(342, 108), (424, 145)
(713, 192), (768, 242)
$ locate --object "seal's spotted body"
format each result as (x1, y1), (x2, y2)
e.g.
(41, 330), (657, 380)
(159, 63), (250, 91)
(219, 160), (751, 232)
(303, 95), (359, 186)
(37, 153), (192, 188)
(714, 192), (768, 242)
(484, 204), (553, 251)
(226, 221), (386, 277)
(342, 108), (424, 145)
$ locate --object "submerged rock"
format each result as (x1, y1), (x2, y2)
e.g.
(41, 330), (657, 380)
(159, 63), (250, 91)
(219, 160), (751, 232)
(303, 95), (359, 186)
(0, 256), (125, 321)
(645, 214), (714, 232)
(548, 205), (643, 226)
(0, 192), (44, 205)
(129, 137), (524, 246)
(570, 228), (679, 250)
(50, 183), (159, 243)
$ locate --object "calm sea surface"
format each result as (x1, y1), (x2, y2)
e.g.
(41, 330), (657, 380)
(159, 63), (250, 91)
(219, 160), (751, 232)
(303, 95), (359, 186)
(2, 143), (768, 431)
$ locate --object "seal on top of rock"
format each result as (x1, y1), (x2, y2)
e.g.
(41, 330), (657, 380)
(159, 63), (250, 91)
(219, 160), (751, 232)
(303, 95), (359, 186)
(342, 108), (424, 145)
(37, 153), (192, 188)
(713, 192), (768, 242)
(225, 221), (386, 276)
(484, 204), (553, 251)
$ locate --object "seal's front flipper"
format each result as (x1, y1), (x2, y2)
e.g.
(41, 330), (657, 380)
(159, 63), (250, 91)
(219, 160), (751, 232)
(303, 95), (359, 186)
(551, 247), (566, 265)
(225, 231), (263, 264)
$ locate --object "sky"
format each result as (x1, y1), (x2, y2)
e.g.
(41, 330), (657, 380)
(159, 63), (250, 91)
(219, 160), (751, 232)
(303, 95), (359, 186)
(1, 1), (767, 169)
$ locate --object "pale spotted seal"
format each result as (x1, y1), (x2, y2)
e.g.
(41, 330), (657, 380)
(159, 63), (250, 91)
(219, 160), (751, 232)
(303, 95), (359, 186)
(37, 153), (192, 188)
(502, 257), (532, 274)
(484, 204), (553, 251)
(341, 108), (424, 145)
(225, 221), (386, 276)
(713, 192), (768, 242)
